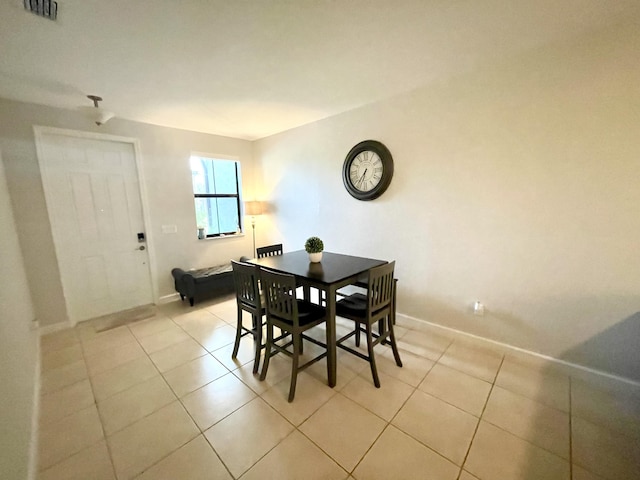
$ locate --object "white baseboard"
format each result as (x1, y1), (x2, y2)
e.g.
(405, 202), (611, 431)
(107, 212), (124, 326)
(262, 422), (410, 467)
(158, 292), (180, 304)
(38, 319), (74, 336)
(158, 292), (180, 305)
(396, 313), (640, 388)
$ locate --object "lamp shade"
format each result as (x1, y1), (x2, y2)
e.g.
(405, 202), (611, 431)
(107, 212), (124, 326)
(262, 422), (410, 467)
(79, 106), (115, 126)
(245, 201), (263, 216)
(80, 95), (115, 126)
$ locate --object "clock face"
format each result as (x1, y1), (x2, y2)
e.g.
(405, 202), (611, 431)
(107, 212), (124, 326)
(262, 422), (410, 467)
(342, 140), (393, 201)
(349, 150), (384, 192)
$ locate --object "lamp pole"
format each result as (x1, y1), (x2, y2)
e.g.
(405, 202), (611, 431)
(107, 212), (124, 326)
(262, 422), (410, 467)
(251, 215), (257, 258)
(245, 200), (263, 258)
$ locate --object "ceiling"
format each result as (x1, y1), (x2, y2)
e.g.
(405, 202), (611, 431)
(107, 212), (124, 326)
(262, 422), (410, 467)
(1, 0), (638, 140)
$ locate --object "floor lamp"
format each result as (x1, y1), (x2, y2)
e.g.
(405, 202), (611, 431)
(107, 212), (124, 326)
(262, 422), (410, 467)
(244, 201), (263, 258)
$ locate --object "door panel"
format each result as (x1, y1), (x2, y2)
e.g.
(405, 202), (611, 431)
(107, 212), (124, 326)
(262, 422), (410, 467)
(38, 131), (153, 323)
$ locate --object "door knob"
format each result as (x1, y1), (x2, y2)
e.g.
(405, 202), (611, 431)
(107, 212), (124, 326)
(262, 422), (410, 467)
(137, 245), (146, 251)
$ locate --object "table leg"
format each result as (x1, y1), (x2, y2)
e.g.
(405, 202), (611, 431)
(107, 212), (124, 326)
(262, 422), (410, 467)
(326, 285), (337, 387)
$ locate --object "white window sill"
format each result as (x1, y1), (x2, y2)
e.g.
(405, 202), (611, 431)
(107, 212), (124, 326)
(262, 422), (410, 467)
(198, 233), (246, 241)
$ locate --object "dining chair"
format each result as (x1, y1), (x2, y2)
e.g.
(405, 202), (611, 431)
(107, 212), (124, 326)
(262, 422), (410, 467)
(259, 268), (328, 402)
(231, 260), (266, 373)
(335, 261), (402, 387)
(256, 243), (283, 258)
(336, 274), (398, 328)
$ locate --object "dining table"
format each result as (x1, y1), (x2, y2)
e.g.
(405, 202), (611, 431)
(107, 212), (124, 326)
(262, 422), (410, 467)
(249, 250), (387, 387)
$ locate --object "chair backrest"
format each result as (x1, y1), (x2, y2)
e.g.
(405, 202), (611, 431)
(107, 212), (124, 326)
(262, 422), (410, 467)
(231, 260), (261, 309)
(367, 261), (396, 313)
(260, 268), (299, 326)
(256, 243), (283, 258)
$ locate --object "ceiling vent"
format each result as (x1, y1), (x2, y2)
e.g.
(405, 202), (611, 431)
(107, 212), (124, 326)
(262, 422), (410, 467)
(24, 0), (58, 21)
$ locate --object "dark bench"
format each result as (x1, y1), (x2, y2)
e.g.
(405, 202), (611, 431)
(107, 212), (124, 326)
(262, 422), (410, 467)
(171, 263), (235, 306)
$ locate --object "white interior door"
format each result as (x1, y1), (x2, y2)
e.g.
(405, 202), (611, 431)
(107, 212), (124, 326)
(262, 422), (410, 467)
(36, 129), (153, 324)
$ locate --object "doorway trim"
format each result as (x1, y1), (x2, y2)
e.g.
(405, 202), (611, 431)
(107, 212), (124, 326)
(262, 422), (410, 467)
(33, 126), (159, 323)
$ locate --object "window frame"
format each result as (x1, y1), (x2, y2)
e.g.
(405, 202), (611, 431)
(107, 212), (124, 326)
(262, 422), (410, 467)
(190, 155), (243, 239)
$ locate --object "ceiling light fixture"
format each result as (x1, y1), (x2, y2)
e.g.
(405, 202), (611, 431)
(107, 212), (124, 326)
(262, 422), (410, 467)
(81, 95), (115, 126)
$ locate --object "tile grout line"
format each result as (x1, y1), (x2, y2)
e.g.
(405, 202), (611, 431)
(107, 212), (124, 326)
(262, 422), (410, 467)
(82, 330), (118, 480)
(38, 330), (115, 476)
(95, 320), (183, 479)
(387, 336), (452, 427)
(345, 352), (442, 475)
(168, 311), (276, 478)
(455, 353), (505, 480)
(121, 316), (233, 479)
(345, 337), (453, 475)
(201, 341), (344, 477)
(237, 364), (346, 477)
(304, 357), (424, 477)
(43, 302), (621, 479)
(133, 315), (240, 477)
(190, 412), (237, 480)
(275, 330), (449, 476)
(468, 361), (573, 456)
(348, 422), (394, 476)
(41, 318), (444, 473)
(39, 305), (253, 478)
(106, 321), (165, 479)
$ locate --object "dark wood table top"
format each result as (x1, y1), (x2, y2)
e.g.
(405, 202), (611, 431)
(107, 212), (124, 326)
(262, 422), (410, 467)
(250, 250), (386, 285)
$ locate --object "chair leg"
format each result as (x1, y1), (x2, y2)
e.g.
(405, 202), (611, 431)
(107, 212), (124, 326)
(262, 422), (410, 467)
(377, 319), (387, 345)
(260, 323), (273, 381)
(366, 322), (380, 388)
(288, 331), (301, 402)
(232, 307), (243, 358)
(355, 324), (361, 347)
(252, 314), (262, 374)
(387, 315), (403, 367)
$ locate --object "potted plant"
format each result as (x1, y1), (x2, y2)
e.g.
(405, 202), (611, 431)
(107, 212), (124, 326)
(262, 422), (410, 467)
(305, 236), (324, 263)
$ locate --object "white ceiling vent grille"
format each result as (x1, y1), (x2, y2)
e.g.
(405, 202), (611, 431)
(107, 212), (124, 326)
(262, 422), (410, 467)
(24, 0), (58, 21)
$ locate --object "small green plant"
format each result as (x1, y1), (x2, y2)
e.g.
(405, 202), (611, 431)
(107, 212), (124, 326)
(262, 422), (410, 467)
(304, 236), (324, 253)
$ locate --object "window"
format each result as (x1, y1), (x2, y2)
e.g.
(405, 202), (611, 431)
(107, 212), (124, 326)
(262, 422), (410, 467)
(190, 155), (242, 238)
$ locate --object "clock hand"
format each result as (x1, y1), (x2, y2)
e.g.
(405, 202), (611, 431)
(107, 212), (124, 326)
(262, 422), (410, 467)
(357, 168), (368, 188)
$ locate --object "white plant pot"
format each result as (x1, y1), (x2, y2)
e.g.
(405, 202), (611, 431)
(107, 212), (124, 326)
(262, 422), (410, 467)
(308, 252), (323, 263)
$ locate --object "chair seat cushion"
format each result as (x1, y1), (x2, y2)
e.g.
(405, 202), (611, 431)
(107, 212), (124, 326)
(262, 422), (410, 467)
(336, 293), (367, 317)
(296, 300), (326, 326)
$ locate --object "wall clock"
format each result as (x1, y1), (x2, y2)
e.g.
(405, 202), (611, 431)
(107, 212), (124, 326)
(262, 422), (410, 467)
(342, 140), (394, 201)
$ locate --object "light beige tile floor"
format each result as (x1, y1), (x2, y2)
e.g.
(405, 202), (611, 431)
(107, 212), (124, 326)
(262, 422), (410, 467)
(38, 295), (640, 480)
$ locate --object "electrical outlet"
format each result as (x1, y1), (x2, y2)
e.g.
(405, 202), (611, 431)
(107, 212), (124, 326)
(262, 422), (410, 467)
(473, 301), (485, 316)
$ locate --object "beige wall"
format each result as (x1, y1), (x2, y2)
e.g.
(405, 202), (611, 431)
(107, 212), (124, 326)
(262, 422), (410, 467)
(0, 99), (256, 326)
(254, 20), (640, 380)
(0, 153), (39, 479)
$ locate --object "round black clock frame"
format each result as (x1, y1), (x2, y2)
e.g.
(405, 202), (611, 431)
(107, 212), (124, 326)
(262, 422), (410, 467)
(342, 140), (394, 201)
